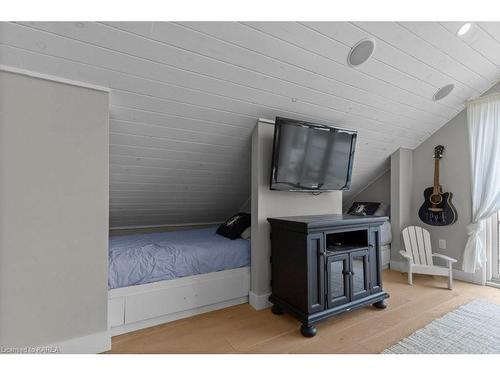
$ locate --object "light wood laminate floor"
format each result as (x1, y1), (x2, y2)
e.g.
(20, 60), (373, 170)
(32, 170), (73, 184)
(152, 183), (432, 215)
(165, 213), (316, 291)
(108, 270), (500, 354)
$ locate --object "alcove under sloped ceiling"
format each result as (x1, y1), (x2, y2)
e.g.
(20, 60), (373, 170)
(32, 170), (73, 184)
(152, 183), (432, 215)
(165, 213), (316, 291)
(2, 22), (500, 228)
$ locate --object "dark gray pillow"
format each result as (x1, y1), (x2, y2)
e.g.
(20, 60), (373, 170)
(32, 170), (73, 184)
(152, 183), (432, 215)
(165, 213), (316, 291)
(216, 213), (251, 240)
(348, 202), (380, 216)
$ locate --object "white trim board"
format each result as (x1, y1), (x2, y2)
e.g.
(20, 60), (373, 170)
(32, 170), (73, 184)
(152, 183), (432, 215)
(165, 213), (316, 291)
(0, 65), (110, 92)
(389, 260), (484, 285)
(249, 291), (272, 311)
(486, 281), (500, 290)
(109, 221), (222, 231)
(257, 117), (275, 125)
(50, 330), (111, 354)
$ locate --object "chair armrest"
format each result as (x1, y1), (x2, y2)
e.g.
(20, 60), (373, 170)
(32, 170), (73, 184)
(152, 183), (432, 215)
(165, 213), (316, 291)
(432, 253), (458, 263)
(399, 250), (413, 262)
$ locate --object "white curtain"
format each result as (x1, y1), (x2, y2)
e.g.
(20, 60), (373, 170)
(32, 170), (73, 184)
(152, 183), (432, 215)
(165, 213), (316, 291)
(462, 94), (500, 273)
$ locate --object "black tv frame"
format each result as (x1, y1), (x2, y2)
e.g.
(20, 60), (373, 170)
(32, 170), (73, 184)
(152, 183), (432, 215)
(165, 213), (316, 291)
(269, 117), (357, 192)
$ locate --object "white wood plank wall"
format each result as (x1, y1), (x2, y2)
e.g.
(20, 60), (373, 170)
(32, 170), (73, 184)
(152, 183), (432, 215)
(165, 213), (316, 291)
(1, 21), (499, 227)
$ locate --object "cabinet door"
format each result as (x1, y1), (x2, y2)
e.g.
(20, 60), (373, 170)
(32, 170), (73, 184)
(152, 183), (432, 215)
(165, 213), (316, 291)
(349, 249), (370, 301)
(307, 233), (325, 313)
(369, 228), (382, 293)
(326, 254), (350, 308)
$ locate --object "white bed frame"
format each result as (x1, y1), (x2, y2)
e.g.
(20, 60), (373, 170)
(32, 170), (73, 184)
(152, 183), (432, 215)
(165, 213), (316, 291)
(108, 266), (251, 336)
(381, 244), (391, 269)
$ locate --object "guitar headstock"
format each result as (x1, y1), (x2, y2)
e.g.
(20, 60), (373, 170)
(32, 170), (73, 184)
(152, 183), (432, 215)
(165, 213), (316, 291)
(434, 145), (445, 159)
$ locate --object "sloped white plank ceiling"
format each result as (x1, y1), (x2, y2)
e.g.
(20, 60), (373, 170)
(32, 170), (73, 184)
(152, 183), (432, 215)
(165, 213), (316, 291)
(1, 22), (500, 227)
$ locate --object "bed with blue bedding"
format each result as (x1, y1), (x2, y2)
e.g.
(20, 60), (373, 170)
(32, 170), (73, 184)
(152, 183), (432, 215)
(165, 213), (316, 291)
(108, 226), (251, 289)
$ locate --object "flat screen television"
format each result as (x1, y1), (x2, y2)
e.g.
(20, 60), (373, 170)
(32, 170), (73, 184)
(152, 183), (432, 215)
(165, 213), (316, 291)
(270, 117), (357, 192)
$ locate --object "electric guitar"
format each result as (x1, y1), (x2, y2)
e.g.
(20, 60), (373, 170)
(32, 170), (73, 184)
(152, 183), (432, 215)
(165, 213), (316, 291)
(418, 145), (457, 226)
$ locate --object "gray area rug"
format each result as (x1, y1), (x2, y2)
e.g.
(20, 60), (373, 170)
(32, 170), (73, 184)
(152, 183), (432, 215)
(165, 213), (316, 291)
(383, 299), (500, 354)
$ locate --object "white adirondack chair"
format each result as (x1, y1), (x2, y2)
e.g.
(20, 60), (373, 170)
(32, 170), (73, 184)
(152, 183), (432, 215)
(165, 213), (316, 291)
(400, 226), (457, 289)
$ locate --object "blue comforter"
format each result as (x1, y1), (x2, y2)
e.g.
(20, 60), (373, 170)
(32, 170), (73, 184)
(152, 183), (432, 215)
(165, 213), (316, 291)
(108, 226), (251, 289)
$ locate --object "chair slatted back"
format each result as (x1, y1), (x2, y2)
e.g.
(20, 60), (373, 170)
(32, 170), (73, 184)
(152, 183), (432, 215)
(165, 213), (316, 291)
(402, 226), (433, 265)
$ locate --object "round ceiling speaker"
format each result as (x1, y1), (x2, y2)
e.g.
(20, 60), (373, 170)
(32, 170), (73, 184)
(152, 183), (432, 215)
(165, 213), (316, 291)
(433, 84), (455, 101)
(348, 39), (376, 67)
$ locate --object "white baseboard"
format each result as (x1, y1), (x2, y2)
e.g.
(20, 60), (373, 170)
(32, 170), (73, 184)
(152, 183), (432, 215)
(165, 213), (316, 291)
(486, 281), (500, 289)
(249, 290), (271, 310)
(111, 296), (248, 336)
(389, 260), (404, 271)
(452, 268), (484, 285)
(389, 260), (483, 285)
(51, 330), (111, 354)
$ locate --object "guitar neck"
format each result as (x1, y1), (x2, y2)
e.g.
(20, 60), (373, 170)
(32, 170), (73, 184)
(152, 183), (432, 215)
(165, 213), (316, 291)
(433, 159), (440, 193)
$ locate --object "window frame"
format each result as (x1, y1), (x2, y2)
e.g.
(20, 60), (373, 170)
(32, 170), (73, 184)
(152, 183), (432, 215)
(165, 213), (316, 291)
(490, 211), (500, 282)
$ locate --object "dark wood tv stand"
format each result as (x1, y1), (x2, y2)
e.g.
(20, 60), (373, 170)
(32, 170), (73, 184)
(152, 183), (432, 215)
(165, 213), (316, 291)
(267, 214), (390, 337)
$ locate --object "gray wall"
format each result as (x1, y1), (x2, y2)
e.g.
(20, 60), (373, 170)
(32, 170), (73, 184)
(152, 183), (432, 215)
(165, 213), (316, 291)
(250, 120), (342, 300)
(409, 110), (471, 268)
(344, 170), (391, 210)
(0, 70), (109, 350)
(402, 81), (500, 275)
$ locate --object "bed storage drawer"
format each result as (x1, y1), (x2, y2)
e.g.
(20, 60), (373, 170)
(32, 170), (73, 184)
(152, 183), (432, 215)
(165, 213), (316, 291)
(122, 267), (251, 324)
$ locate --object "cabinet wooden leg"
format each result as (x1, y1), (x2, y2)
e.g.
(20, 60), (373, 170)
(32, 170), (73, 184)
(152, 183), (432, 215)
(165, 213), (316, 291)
(373, 300), (387, 309)
(271, 304), (284, 315)
(300, 324), (317, 338)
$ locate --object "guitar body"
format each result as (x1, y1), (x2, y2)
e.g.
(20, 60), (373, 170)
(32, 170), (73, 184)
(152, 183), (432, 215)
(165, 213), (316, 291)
(418, 145), (457, 226)
(418, 187), (457, 226)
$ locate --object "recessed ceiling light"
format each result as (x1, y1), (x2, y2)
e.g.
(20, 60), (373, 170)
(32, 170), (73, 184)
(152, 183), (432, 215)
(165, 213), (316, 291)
(457, 22), (472, 36)
(433, 84), (455, 101)
(348, 39), (376, 67)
